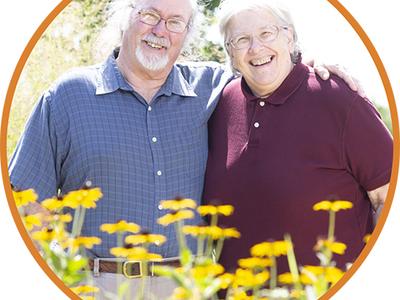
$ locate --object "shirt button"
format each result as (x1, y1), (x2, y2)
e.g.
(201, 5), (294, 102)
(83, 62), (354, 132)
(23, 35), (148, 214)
(156, 170), (162, 176)
(254, 122), (260, 128)
(152, 137), (158, 143)
(259, 101), (265, 107)
(148, 106), (152, 112)
(158, 204), (163, 210)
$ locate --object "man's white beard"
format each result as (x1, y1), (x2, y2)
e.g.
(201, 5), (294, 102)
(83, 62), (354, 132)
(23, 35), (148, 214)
(135, 46), (169, 71)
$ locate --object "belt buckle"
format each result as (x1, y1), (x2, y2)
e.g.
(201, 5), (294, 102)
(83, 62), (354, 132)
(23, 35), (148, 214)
(122, 260), (143, 279)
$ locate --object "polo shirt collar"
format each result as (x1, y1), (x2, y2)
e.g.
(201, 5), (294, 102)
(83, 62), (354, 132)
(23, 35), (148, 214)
(96, 50), (197, 98)
(241, 59), (309, 105)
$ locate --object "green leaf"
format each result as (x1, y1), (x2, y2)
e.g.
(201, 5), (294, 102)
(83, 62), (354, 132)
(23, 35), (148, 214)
(180, 247), (193, 266)
(203, 278), (222, 298)
(67, 256), (88, 272)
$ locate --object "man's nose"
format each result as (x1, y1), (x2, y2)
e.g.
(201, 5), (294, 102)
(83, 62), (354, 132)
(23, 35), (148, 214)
(152, 19), (168, 36)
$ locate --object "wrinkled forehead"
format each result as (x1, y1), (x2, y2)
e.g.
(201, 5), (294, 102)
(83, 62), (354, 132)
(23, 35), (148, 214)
(135, 0), (193, 20)
(227, 9), (280, 37)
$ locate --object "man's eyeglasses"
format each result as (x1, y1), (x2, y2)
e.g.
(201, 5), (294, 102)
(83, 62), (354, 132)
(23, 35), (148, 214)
(138, 9), (189, 33)
(227, 25), (289, 50)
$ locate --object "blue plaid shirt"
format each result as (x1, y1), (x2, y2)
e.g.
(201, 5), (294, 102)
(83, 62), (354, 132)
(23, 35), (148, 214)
(9, 53), (232, 257)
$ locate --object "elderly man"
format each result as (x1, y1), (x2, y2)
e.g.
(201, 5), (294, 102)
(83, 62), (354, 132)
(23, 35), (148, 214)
(9, 0), (361, 298)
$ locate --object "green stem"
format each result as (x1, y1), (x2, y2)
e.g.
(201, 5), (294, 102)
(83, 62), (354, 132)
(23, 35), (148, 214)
(175, 220), (186, 252)
(210, 214), (218, 227)
(214, 237), (225, 262)
(270, 256), (277, 289)
(137, 244), (149, 300)
(205, 215), (219, 258)
(197, 235), (205, 258)
(117, 232), (123, 289)
(70, 206), (81, 238)
(284, 234), (303, 292)
(328, 211), (336, 241)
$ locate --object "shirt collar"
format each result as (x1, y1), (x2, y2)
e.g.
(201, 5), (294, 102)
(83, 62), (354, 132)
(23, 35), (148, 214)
(241, 58), (309, 105)
(96, 49), (197, 98)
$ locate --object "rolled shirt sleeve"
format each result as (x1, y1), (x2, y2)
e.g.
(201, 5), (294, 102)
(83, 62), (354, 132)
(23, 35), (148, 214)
(342, 96), (393, 191)
(9, 90), (62, 200)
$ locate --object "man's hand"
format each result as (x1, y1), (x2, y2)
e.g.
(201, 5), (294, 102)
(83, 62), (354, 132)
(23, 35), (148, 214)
(307, 59), (366, 97)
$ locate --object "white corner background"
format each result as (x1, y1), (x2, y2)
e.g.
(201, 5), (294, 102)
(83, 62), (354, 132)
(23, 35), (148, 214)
(0, 0), (399, 299)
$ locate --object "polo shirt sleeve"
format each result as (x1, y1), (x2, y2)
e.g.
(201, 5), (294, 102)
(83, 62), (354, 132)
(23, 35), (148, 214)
(342, 96), (393, 191)
(9, 90), (62, 200)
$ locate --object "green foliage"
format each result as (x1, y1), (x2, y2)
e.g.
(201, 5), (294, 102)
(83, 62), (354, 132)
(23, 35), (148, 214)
(200, 0), (222, 12)
(7, 0), (109, 160)
(374, 103), (393, 134)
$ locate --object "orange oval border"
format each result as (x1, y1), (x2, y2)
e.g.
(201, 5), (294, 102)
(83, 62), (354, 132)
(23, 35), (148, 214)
(0, 0), (398, 299)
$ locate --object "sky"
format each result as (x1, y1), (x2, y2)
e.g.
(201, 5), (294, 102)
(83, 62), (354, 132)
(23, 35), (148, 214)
(0, 0), (399, 299)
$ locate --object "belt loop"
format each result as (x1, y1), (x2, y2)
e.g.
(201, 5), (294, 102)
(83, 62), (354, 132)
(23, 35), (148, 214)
(93, 258), (100, 277)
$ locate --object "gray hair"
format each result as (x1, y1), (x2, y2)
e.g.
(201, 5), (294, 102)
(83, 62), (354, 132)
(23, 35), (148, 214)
(217, 0), (301, 70)
(95, 0), (202, 61)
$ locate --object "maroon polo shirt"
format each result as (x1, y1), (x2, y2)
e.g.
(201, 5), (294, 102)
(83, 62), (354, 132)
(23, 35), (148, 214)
(203, 62), (393, 272)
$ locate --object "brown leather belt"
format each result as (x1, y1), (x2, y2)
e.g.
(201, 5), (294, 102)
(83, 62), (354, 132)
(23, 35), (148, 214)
(89, 258), (181, 278)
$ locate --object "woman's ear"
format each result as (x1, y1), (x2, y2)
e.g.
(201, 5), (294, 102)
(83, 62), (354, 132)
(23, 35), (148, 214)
(285, 26), (295, 53)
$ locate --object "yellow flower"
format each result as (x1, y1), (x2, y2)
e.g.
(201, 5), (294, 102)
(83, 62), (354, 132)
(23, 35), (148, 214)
(23, 214), (42, 231)
(364, 234), (371, 243)
(66, 236), (101, 253)
(218, 273), (235, 289)
(125, 233), (166, 246)
(31, 227), (67, 242)
(191, 263), (224, 279)
(331, 201), (353, 212)
(13, 189), (38, 208)
(301, 265), (344, 284)
(183, 226), (240, 240)
(158, 198), (197, 210)
(70, 285), (99, 295)
(315, 239), (347, 255)
(206, 226), (224, 240)
(313, 200), (353, 212)
(110, 246), (162, 261)
(302, 265), (324, 276)
(182, 225), (203, 236)
(223, 228), (241, 239)
(100, 220), (140, 234)
(250, 240), (289, 257)
(325, 266), (344, 284)
(63, 187), (103, 209)
(238, 257), (272, 269)
(312, 200), (332, 211)
(278, 272), (313, 285)
(197, 205), (234, 216)
(110, 246), (132, 258)
(157, 210), (194, 226)
(234, 269), (270, 288)
(230, 291), (252, 300)
(44, 213), (73, 224)
(126, 247), (162, 261)
(169, 287), (191, 299)
(41, 196), (64, 211)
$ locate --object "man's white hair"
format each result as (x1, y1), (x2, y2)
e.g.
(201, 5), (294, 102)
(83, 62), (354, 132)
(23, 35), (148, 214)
(95, 0), (201, 60)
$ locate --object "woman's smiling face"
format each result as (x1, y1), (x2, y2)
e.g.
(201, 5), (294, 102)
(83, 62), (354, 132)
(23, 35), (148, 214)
(226, 9), (295, 97)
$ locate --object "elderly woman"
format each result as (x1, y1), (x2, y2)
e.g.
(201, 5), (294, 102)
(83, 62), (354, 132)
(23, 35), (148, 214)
(203, 0), (393, 272)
